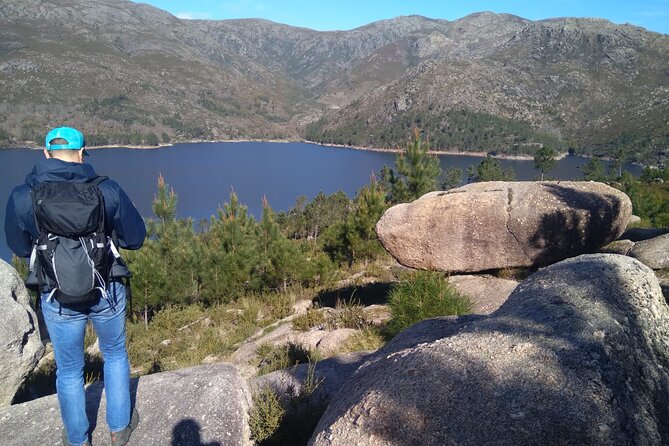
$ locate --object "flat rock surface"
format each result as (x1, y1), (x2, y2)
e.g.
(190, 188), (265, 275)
(447, 274), (518, 314)
(376, 181), (632, 273)
(310, 254), (669, 446)
(0, 363), (252, 446)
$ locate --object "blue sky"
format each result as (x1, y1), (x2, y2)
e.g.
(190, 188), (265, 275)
(132, 0), (669, 34)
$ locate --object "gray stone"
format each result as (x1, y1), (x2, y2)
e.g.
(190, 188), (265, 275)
(376, 181), (632, 273)
(362, 305), (391, 326)
(629, 233), (669, 269)
(0, 259), (44, 407)
(292, 299), (314, 315)
(308, 329), (358, 355)
(447, 274), (518, 314)
(599, 239), (635, 255)
(310, 254), (669, 446)
(0, 363), (253, 446)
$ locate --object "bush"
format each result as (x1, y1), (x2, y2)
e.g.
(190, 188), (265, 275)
(387, 271), (471, 335)
(332, 299), (367, 330)
(292, 308), (327, 332)
(256, 343), (321, 376)
(339, 326), (386, 353)
(249, 386), (285, 443)
(249, 363), (327, 445)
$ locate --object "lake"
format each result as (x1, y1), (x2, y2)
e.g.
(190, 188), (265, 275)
(0, 141), (639, 262)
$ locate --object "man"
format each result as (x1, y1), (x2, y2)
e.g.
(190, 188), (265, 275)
(4, 127), (146, 446)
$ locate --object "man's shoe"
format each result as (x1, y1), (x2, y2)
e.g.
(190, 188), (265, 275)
(61, 426), (91, 446)
(110, 407), (139, 446)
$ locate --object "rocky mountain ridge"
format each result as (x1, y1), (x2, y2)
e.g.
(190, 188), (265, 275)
(0, 0), (667, 161)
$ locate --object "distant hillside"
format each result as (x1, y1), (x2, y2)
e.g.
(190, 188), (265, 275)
(0, 0), (667, 162)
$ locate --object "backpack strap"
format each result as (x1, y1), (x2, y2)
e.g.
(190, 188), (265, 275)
(88, 176), (109, 186)
(88, 176), (109, 234)
(29, 187), (48, 293)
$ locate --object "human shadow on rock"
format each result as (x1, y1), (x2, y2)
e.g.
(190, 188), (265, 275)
(171, 419), (222, 446)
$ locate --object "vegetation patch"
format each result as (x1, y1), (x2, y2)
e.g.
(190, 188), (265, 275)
(339, 326), (387, 353)
(387, 270), (471, 336)
(256, 343), (322, 376)
(292, 308), (327, 331)
(250, 363), (328, 446)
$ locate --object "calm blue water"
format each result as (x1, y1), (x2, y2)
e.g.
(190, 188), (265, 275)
(0, 141), (640, 262)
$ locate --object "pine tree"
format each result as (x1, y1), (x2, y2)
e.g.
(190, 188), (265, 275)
(125, 240), (165, 328)
(534, 146), (557, 180)
(126, 174), (205, 318)
(152, 173), (177, 223)
(611, 148), (626, 180)
(441, 167), (463, 190)
(582, 157), (608, 182)
(382, 128), (442, 204)
(467, 156), (516, 182)
(201, 191), (259, 301)
(345, 174), (388, 265)
(257, 196), (308, 291)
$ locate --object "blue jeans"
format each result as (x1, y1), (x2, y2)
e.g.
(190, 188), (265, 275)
(41, 281), (131, 446)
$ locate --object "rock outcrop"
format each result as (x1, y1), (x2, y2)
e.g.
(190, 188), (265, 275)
(0, 363), (252, 446)
(629, 233), (669, 269)
(376, 181), (632, 273)
(0, 259), (44, 407)
(230, 303), (387, 378)
(310, 254), (669, 446)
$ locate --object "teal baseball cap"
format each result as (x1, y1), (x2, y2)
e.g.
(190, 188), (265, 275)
(45, 127), (88, 155)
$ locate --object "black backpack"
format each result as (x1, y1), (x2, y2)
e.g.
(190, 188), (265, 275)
(29, 176), (116, 305)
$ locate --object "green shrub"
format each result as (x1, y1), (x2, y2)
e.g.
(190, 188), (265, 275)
(332, 299), (367, 330)
(249, 362), (327, 445)
(263, 292), (295, 320)
(249, 386), (285, 443)
(256, 343), (321, 376)
(387, 271), (471, 335)
(292, 308), (326, 331)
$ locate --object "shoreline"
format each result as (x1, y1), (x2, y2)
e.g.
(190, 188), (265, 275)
(105, 138), (560, 161)
(306, 140), (551, 161)
(0, 138), (568, 161)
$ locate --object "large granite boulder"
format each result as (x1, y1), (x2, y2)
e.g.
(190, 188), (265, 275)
(310, 254), (669, 446)
(0, 259), (44, 407)
(0, 363), (252, 446)
(376, 181), (632, 273)
(629, 233), (669, 269)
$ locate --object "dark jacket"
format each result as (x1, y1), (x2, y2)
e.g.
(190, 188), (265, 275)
(4, 157), (146, 258)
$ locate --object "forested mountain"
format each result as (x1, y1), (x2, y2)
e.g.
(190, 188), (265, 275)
(0, 0), (667, 161)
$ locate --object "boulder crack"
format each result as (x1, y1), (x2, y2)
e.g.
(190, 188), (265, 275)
(505, 188), (530, 261)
